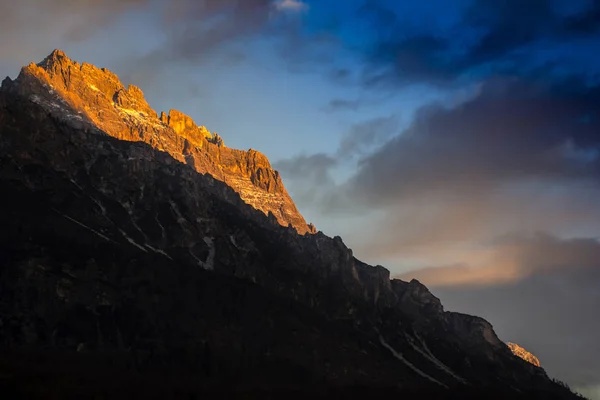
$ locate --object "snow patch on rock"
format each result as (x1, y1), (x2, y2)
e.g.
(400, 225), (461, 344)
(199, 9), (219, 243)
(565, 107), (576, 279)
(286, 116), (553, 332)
(145, 244), (173, 260)
(406, 333), (468, 384)
(119, 229), (148, 253)
(379, 334), (448, 388)
(59, 212), (112, 242)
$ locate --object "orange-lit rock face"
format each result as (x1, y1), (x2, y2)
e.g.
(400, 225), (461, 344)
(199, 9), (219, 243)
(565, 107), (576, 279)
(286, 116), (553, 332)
(507, 342), (541, 367)
(14, 49), (314, 234)
(163, 109), (213, 145)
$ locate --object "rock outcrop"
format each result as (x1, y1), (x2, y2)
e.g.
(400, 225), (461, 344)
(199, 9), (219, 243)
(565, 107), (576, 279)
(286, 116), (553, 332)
(5, 49), (314, 234)
(508, 343), (542, 367)
(0, 51), (581, 399)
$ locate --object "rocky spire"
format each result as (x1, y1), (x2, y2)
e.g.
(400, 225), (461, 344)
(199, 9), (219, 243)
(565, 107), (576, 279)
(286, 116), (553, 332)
(37, 48), (68, 69)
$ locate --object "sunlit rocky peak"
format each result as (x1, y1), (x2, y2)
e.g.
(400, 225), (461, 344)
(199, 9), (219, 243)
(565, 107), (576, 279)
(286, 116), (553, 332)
(3, 49), (315, 235)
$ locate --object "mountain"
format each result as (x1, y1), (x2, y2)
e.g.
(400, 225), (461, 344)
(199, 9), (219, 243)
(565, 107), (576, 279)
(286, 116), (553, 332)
(0, 51), (584, 399)
(508, 343), (542, 368)
(9, 49), (315, 235)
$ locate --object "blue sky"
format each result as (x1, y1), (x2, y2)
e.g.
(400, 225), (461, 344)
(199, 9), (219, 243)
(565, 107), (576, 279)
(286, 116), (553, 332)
(2, 0), (600, 394)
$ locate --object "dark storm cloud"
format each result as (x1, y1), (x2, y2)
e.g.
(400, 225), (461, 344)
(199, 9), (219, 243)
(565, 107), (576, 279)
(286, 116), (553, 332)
(352, 0), (600, 88)
(361, 35), (457, 89)
(561, 1), (600, 35)
(461, 0), (556, 65)
(352, 2), (456, 87)
(349, 78), (600, 207)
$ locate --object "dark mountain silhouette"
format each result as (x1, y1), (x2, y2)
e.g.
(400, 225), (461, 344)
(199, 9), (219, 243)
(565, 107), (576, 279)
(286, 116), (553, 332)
(0, 50), (585, 399)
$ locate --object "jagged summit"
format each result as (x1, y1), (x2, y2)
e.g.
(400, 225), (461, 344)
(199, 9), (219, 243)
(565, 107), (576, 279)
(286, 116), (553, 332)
(6, 50), (315, 234)
(37, 48), (67, 69)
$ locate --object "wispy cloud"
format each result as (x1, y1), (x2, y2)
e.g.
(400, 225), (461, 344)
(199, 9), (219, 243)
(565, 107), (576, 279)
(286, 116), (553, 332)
(337, 115), (400, 159)
(273, 0), (309, 13)
(0, 0), (148, 62)
(274, 153), (337, 206)
(398, 233), (600, 287)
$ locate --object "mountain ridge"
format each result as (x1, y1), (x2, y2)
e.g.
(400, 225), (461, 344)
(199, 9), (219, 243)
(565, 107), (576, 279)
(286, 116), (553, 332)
(0, 50), (584, 399)
(3, 49), (316, 235)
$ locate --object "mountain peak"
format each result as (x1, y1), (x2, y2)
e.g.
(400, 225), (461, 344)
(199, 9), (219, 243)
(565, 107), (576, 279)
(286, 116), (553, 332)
(38, 48), (68, 67)
(49, 48), (67, 58)
(9, 49), (315, 234)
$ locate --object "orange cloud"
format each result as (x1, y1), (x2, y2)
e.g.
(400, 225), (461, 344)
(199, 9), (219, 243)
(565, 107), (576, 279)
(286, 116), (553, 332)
(397, 263), (523, 287)
(396, 233), (600, 288)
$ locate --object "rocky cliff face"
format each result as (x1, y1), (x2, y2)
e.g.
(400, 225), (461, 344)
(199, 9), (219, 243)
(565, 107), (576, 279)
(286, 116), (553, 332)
(508, 343), (542, 367)
(0, 51), (582, 399)
(6, 49), (314, 235)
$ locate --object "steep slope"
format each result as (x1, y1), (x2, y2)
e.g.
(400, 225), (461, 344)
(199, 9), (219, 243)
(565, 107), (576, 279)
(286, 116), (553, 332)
(0, 53), (584, 399)
(508, 343), (542, 367)
(6, 49), (315, 235)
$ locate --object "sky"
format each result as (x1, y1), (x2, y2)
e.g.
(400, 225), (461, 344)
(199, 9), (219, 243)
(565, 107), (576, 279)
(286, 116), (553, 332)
(1, 0), (600, 396)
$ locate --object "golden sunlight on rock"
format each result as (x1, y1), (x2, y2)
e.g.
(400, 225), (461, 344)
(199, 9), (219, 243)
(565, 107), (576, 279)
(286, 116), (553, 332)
(507, 342), (541, 367)
(14, 49), (315, 235)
